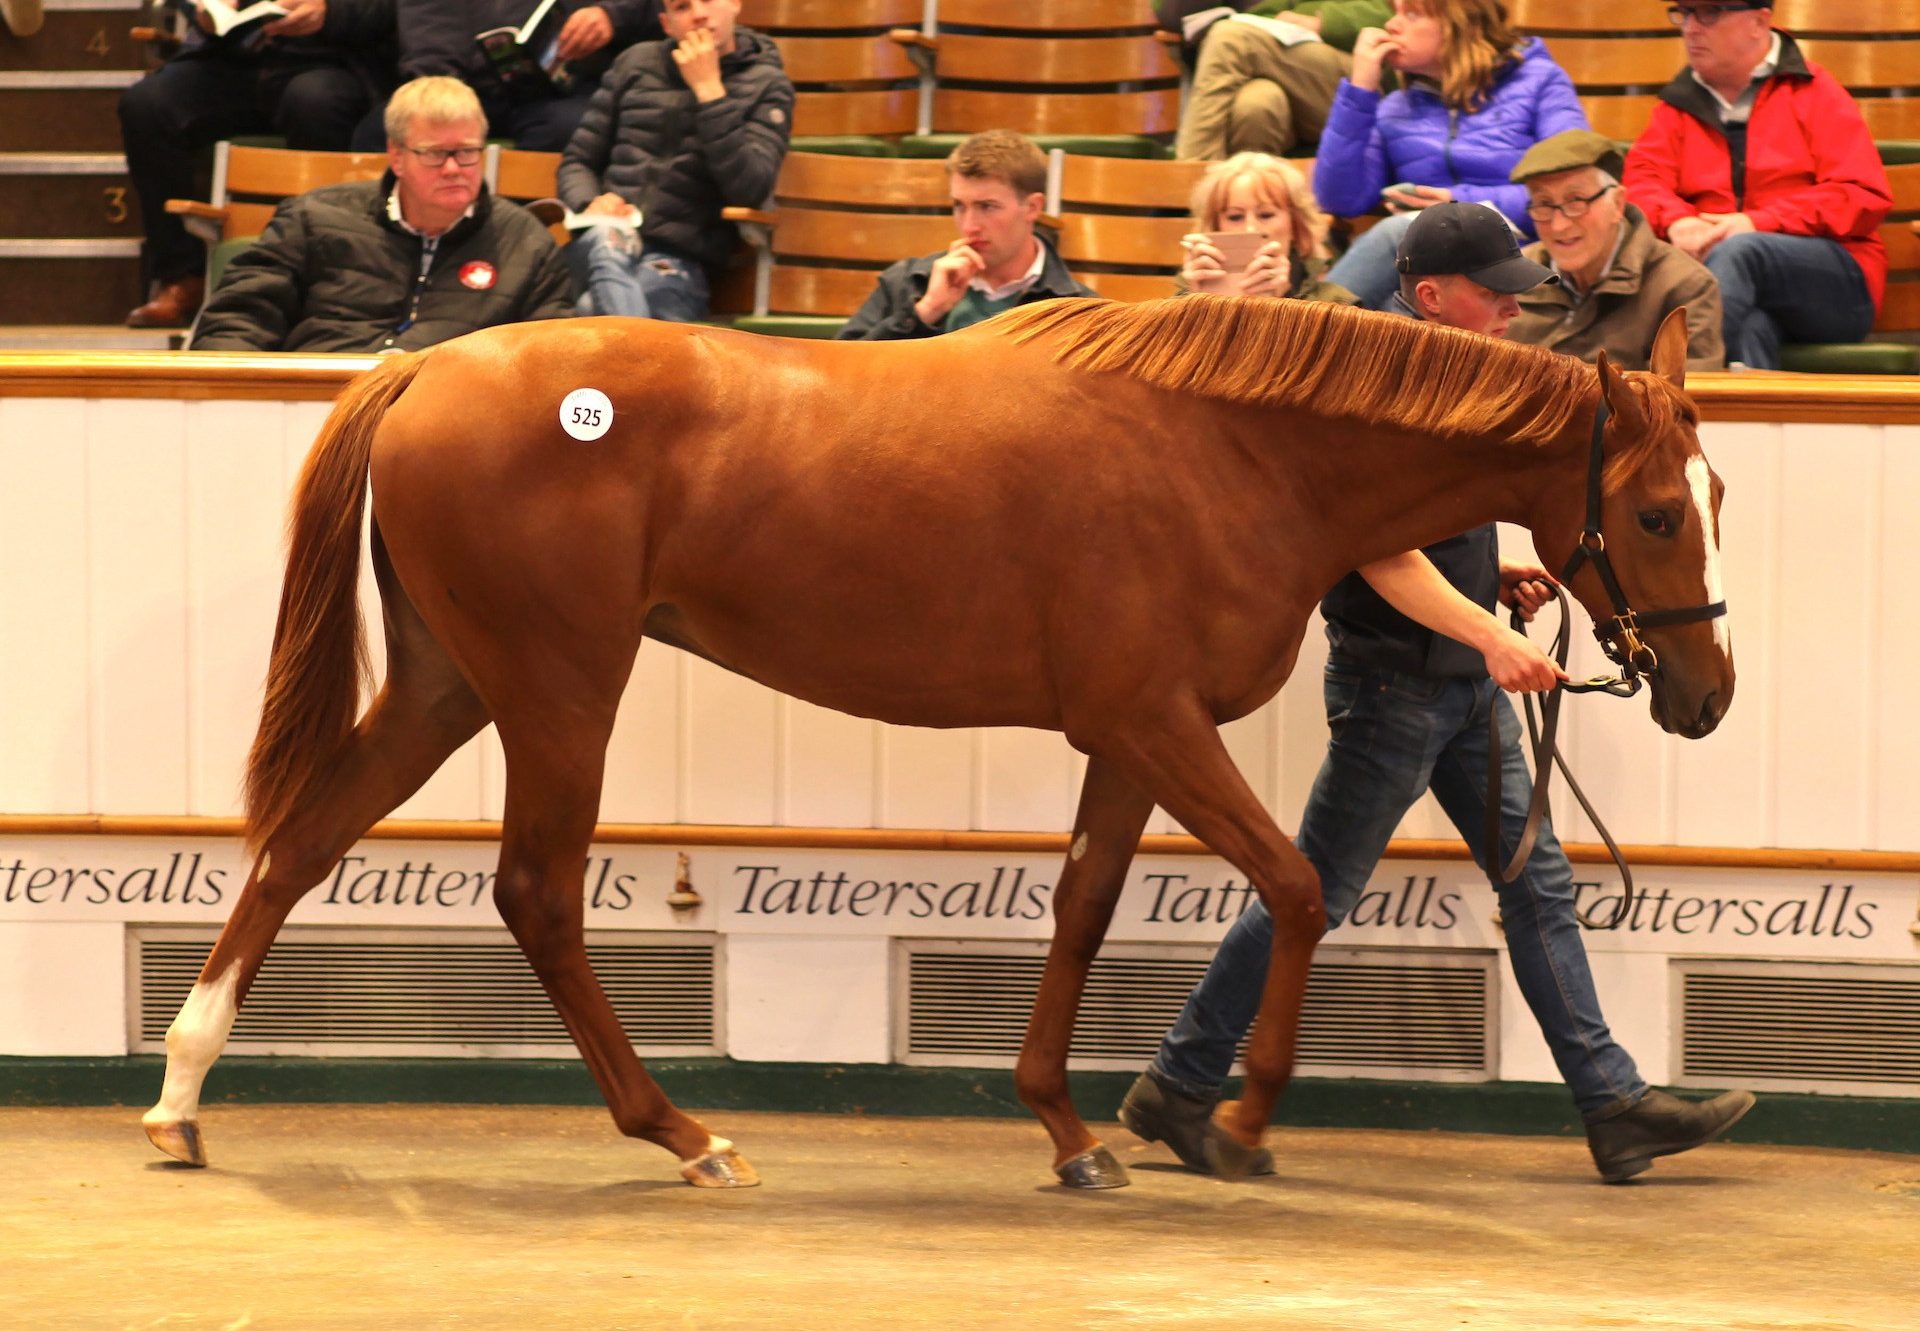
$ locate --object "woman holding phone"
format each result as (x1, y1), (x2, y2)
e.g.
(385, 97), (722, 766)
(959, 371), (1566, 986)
(1314, 0), (1586, 309)
(1179, 153), (1357, 304)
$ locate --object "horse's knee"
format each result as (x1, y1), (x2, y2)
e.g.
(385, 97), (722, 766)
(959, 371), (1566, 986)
(1259, 873), (1326, 941)
(493, 869), (571, 962)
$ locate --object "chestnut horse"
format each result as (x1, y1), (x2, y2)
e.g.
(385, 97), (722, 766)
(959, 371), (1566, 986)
(144, 297), (1730, 1190)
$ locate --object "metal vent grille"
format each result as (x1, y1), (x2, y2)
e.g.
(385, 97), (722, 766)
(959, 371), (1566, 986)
(899, 941), (1496, 1080)
(131, 927), (721, 1058)
(1676, 959), (1920, 1097)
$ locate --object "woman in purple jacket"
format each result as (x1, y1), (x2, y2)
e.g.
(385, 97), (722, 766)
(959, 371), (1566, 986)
(1317, 0), (1588, 308)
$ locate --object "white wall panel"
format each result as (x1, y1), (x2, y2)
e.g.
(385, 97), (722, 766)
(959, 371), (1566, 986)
(1671, 422), (1778, 848)
(0, 921), (126, 1055)
(683, 656), (777, 824)
(184, 400), (287, 816)
(723, 935), (891, 1062)
(3, 391), (1915, 854)
(0, 398), (91, 811)
(86, 399), (189, 813)
(1773, 424), (1879, 849)
(1875, 427), (1920, 851)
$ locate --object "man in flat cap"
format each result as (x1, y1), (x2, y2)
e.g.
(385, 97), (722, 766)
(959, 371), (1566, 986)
(1507, 129), (1724, 371)
(1622, 0), (1889, 369)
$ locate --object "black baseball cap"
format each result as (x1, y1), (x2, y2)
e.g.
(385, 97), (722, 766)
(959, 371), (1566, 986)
(1393, 201), (1556, 294)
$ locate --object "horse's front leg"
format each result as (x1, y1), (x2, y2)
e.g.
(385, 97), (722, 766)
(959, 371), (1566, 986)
(1106, 702), (1325, 1174)
(1014, 755), (1154, 1189)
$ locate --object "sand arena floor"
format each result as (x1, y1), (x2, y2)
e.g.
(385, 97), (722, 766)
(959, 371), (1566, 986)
(7, 1104), (1917, 1330)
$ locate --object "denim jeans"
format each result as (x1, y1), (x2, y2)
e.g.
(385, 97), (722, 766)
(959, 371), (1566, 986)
(572, 228), (711, 322)
(1704, 231), (1875, 370)
(1324, 210), (1420, 310)
(1150, 665), (1647, 1120)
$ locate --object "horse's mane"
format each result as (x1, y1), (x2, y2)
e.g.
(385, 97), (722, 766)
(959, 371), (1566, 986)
(991, 296), (1671, 486)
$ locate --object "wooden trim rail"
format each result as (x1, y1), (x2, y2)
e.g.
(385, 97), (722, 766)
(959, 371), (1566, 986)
(3, 353), (1920, 422)
(1, 815), (1913, 874)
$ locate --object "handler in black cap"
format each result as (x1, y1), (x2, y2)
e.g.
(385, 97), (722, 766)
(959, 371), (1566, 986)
(1120, 198), (1757, 1186)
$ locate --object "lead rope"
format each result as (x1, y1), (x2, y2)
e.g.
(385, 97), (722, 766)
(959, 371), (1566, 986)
(1486, 586), (1640, 931)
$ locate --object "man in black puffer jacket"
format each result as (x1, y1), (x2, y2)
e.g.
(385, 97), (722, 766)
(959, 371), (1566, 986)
(191, 77), (573, 353)
(556, 0), (792, 322)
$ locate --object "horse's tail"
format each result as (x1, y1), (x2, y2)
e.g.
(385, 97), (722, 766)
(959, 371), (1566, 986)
(243, 352), (428, 853)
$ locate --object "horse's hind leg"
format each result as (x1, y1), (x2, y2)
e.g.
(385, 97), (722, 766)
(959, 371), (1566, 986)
(1015, 756), (1154, 1189)
(488, 717), (747, 1187)
(145, 545), (489, 1166)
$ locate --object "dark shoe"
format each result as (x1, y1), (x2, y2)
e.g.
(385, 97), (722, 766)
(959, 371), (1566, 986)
(1117, 1071), (1275, 1178)
(127, 275), (205, 328)
(1586, 1087), (1756, 1184)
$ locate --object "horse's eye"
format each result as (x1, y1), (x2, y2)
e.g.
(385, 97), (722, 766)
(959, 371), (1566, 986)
(1638, 510), (1673, 538)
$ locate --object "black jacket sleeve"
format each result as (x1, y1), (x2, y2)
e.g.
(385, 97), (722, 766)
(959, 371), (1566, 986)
(693, 66), (795, 208)
(596, 0), (664, 43)
(557, 62), (622, 209)
(836, 260), (939, 341)
(188, 201), (312, 351)
(518, 232), (578, 321)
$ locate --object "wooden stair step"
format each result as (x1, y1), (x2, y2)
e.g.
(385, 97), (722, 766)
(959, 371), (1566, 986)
(0, 153), (135, 238)
(0, 238), (143, 323)
(0, 75), (141, 152)
(0, 8), (147, 72)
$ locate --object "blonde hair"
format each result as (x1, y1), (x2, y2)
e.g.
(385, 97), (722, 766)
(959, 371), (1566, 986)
(1189, 152), (1329, 260)
(947, 130), (1048, 199)
(1405, 0), (1527, 114)
(384, 76), (487, 145)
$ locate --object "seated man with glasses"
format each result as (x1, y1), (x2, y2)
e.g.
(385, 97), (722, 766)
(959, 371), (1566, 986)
(1622, 0), (1890, 369)
(192, 76), (574, 353)
(1506, 129), (1723, 370)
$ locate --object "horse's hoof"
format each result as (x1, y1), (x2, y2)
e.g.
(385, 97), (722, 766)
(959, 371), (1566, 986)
(680, 1142), (761, 1189)
(1202, 1131), (1275, 1180)
(144, 1117), (207, 1167)
(1055, 1144), (1130, 1190)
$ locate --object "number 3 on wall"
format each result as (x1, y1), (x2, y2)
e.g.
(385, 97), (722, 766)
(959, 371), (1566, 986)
(104, 187), (129, 226)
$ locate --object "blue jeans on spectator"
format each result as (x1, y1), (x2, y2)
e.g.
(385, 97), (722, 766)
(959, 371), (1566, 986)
(1705, 231), (1875, 370)
(1149, 665), (1647, 1121)
(1325, 210), (1420, 310)
(571, 229), (710, 322)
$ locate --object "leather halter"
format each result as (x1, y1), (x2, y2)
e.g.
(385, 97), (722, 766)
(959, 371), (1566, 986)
(1485, 389), (1728, 929)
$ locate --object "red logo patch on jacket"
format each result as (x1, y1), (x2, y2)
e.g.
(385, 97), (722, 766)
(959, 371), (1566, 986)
(459, 260), (497, 290)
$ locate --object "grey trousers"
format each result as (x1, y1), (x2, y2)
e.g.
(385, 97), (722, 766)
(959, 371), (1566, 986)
(1176, 23), (1350, 160)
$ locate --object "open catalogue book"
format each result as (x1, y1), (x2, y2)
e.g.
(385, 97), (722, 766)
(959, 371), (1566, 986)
(197, 0), (287, 40)
(476, 0), (576, 95)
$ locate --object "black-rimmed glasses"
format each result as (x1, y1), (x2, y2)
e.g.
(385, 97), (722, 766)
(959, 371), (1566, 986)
(1666, 5), (1752, 28)
(1525, 184), (1617, 221)
(401, 145), (485, 168)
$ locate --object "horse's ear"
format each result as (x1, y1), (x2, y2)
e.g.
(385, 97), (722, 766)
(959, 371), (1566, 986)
(1649, 306), (1689, 390)
(1596, 349), (1645, 435)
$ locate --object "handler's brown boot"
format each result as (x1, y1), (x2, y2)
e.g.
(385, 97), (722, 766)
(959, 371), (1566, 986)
(1118, 1071), (1275, 1178)
(1585, 1087), (1756, 1184)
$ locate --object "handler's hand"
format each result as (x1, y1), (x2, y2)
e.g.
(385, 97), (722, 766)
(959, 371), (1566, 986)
(672, 27), (726, 101)
(555, 4), (614, 61)
(1482, 625), (1566, 694)
(1499, 561), (1556, 622)
(914, 240), (984, 326)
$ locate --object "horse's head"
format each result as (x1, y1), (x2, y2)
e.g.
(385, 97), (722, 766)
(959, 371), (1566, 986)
(1546, 309), (1733, 739)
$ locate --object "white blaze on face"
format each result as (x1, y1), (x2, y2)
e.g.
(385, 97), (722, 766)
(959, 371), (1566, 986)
(143, 964), (241, 1126)
(1685, 455), (1730, 656)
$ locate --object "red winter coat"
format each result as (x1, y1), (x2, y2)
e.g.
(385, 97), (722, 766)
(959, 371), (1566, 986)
(1623, 33), (1890, 310)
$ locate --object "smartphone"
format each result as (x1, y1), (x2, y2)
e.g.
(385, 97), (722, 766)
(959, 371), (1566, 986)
(1203, 231), (1270, 294)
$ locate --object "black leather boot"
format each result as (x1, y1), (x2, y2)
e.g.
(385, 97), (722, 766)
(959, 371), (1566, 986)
(1118, 1071), (1275, 1178)
(1586, 1087), (1756, 1183)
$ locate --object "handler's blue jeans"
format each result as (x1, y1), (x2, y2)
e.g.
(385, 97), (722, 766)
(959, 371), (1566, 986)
(1705, 231), (1874, 370)
(1150, 665), (1647, 1120)
(572, 228), (710, 322)
(1325, 210), (1420, 310)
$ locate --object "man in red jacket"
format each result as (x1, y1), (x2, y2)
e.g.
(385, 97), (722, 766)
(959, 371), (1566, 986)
(1622, 1), (1891, 369)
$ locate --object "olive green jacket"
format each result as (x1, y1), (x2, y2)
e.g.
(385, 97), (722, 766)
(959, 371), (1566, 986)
(1507, 204), (1725, 372)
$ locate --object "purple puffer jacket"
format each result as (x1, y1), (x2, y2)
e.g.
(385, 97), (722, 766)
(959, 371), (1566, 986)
(1312, 37), (1588, 236)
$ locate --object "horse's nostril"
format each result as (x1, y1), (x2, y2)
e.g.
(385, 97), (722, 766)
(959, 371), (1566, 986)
(1697, 692), (1720, 729)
